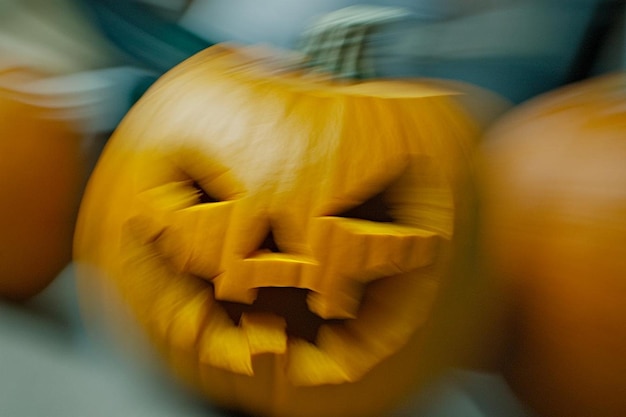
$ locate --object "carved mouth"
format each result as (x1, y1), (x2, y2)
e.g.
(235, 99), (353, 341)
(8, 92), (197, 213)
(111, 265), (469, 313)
(218, 286), (346, 344)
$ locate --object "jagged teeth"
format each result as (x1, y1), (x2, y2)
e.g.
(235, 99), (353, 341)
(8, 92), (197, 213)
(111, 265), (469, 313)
(241, 312), (288, 355)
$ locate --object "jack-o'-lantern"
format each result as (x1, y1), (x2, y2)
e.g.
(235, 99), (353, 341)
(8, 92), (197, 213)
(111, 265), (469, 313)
(0, 68), (87, 300)
(74, 44), (507, 417)
(479, 73), (626, 417)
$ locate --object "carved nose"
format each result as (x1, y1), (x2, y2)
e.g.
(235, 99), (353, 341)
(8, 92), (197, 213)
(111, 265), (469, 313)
(257, 228), (280, 253)
(212, 220), (324, 305)
(212, 253), (320, 304)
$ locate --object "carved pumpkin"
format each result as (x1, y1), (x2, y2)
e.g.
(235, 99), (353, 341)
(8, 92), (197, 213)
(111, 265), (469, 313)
(0, 68), (87, 300)
(74, 44), (504, 417)
(479, 73), (626, 417)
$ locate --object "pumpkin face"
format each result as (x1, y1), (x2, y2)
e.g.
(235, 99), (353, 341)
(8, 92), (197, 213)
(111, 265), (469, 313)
(75, 45), (497, 417)
(479, 73), (626, 417)
(0, 69), (87, 300)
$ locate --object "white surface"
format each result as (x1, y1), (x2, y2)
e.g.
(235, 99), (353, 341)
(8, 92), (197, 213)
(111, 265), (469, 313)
(0, 266), (216, 417)
(0, 265), (530, 417)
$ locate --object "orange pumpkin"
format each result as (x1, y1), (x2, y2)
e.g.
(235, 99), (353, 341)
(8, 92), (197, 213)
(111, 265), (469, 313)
(479, 73), (626, 417)
(0, 68), (88, 300)
(74, 44), (506, 417)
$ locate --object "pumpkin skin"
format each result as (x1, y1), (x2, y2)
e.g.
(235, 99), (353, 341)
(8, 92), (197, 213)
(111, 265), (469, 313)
(0, 69), (87, 300)
(74, 44), (502, 417)
(479, 73), (626, 417)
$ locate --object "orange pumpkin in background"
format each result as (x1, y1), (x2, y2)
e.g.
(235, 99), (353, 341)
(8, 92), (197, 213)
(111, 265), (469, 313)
(74, 44), (508, 417)
(479, 73), (626, 417)
(0, 68), (88, 300)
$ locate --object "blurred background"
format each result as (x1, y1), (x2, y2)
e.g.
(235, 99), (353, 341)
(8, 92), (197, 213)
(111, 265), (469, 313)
(1, 0), (625, 416)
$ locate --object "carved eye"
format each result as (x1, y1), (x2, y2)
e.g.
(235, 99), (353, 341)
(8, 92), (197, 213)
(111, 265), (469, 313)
(191, 181), (221, 204)
(335, 190), (394, 223)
